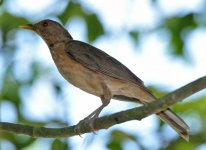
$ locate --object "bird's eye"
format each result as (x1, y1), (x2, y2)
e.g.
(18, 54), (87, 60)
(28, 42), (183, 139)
(42, 22), (48, 27)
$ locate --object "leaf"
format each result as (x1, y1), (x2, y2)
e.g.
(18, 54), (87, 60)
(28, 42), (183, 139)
(147, 85), (168, 98)
(58, 1), (104, 42)
(170, 35), (184, 56)
(51, 139), (68, 150)
(163, 13), (197, 57)
(0, 132), (36, 149)
(58, 1), (84, 24)
(129, 31), (139, 47)
(0, 0), (3, 6)
(85, 13), (104, 42)
(167, 141), (196, 150)
(0, 11), (29, 42)
(107, 130), (138, 149)
(1, 63), (21, 106)
(173, 96), (206, 115)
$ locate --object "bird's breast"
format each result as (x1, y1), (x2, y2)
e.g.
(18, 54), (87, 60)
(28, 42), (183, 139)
(49, 44), (105, 96)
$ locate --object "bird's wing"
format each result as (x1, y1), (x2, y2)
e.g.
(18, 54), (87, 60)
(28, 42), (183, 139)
(65, 40), (143, 85)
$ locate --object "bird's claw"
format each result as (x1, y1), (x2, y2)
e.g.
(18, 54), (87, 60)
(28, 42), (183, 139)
(74, 117), (98, 136)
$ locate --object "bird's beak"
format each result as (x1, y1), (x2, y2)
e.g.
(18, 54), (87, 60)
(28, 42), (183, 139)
(19, 24), (36, 31)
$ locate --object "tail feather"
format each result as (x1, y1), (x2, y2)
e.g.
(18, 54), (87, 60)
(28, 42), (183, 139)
(157, 109), (189, 141)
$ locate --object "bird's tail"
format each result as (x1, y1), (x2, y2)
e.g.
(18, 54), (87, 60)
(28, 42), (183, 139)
(157, 108), (189, 141)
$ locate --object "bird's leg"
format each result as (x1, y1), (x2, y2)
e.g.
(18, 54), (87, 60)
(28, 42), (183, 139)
(82, 98), (110, 126)
(74, 97), (110, 135)
(75, 85), (112, 135)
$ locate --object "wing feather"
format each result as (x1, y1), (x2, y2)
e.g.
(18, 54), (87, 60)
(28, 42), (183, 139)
(65, 40), (143, 85)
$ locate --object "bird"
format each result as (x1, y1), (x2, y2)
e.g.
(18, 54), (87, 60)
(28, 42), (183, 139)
(20, 19), (189, 141)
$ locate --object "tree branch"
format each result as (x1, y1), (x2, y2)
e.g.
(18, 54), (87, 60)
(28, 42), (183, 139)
(1, 76), (206, 138)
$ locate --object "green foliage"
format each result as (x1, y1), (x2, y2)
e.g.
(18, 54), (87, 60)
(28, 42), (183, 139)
(58, 1), (85, 24)
(0, 11), (29, 42)
(85, 13), (104, 42)
(129, 31), (139, 47)
(51, 139), (69, 150)
(163, 140), (196, 150)
(58, 1), (104, 42)
(162, 13), (198, 57)
(1, 63), (21, 106)
(107, 130), (139, 150)
(0, 132), (35, 149)
(0, 0), (3, 6)
(1, 0), (206, 150)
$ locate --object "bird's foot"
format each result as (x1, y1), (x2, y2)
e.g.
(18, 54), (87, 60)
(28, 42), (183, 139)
(74, 98), (110, 136)
(74, 114), (98, 136)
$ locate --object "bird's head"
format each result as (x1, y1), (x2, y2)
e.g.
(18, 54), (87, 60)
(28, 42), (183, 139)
(20, 19), (73, 45)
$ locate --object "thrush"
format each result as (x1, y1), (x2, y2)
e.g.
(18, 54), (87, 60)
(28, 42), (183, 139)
(20, 19), (189, 141)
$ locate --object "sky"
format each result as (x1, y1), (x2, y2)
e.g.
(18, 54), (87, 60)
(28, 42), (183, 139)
(1, 0), (206, 149)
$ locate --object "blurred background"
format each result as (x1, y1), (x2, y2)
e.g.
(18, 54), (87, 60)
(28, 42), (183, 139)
(1, 0), (206, 149)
